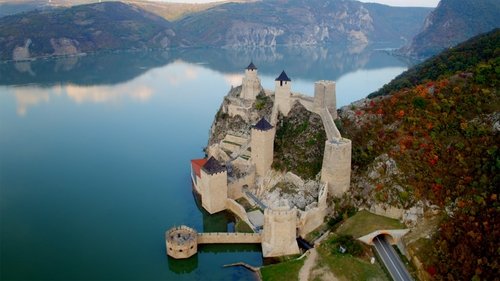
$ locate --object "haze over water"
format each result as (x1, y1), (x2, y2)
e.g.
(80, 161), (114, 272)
(0, 45), (407, 280)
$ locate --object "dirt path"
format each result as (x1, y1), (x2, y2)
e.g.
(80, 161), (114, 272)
(298, 248), (317, 281)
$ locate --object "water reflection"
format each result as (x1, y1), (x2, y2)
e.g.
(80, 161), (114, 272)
(168, 255), (198, 274)
(0, 44), (407, 87)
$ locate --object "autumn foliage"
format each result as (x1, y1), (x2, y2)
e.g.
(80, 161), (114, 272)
(340, 46), (499, 279)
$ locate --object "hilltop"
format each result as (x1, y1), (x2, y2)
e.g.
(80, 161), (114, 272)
(369, 28), (500, 98)
(0, 2), (175, 61)
(0, 0), (256, 21)
(399, 0), (500, 59)
(338, 29), (499, 280)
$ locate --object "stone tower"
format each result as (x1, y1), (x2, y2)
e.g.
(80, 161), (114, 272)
(314, 80), (337, 118)
(274, 70), (292, 116)
(200, 157), (228, 214)
(241, 62), (263, 101)
(320, 138), (352, 197)
(262, 207), (300, 257)
(251, 117), (275, 177)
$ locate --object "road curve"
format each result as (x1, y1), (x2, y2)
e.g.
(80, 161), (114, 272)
(373, 235), (413, 281)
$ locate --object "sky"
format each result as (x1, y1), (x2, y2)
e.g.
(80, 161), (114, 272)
(154, 0), (440, 7)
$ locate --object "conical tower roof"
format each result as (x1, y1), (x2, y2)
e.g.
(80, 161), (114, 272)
(253, 117), (273, 131)
(275, 70), (291, 82)
(246, 62), (257, 70)
(202, 156), (226, 175)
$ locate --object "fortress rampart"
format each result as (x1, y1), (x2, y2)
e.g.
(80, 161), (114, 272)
(197, 232), (262, 244)
(180, 63), (353, 260)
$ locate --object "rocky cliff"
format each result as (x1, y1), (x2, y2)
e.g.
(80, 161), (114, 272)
(175, 0), (430, 47)
(399, 0), (500, 59)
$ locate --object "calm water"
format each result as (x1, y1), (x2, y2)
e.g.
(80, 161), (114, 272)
(0, 45), (407, 280)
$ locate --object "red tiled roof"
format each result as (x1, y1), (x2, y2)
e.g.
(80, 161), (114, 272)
(191, 158), (207, 178)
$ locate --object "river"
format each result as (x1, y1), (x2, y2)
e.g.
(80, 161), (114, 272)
(0, 44), (407, 280)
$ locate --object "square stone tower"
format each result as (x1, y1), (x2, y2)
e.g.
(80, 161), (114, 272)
(262, 207), (300, 257)
(251, 117), (275, 177)
(200, 157), (228, 214)
(274, 70), (292, 116)
(241, 62), (263, 101)
(314, 80), (337, 119)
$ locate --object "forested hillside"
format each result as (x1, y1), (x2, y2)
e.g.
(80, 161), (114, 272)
(369, 28), (500, 98)
(340, 29), (499, 280)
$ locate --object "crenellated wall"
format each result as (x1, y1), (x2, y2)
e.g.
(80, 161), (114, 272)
(197, 232), (262, 244)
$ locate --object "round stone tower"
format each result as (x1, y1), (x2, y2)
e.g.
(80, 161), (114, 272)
(251, 117), (275, 177)
(241, 62), (263, 101)
(320, 138), (352, 196)
(166, 226), (198, 259)
(274, 70), (292, 116)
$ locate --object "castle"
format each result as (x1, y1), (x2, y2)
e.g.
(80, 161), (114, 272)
(168, 62), (352, 259)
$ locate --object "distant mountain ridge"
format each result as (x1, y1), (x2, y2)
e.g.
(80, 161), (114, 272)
(0, 0), (431, 61)
(175, 0), (430, 47)
(0, 2), (176, 61)
(399, 0), (500, 59)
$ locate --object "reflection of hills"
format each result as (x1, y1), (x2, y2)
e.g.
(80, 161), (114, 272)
(172, 44), (408, 81)
(0, 51), (173, 86)
(0, 45), (407, 86)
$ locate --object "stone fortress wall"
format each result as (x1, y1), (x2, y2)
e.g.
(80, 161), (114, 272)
(171, 62), (353, 259)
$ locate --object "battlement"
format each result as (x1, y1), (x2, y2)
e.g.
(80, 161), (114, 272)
(197, 232), (262, 244)
(166, 226), (198, 259)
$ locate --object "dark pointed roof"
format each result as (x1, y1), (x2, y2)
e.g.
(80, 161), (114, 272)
(246, 62), (257, 70)
(202, 156), (226, 175)
(253, 117), (274, 131)
(275, 70), (291, 82)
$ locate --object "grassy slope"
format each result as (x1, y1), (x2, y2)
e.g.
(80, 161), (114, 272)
(313, 211), (397, 281)
(342, 29), (499, 280)
(261, 258), (304, 281)
(336, 210), (404, 238)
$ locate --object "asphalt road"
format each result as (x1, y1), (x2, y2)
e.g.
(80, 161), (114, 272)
(373, 235), (413, 281)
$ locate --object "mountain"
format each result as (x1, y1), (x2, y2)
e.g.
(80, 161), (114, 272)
(0, 0), (47, 18)
(0, 0), (256, 21)
(399, 0), (500, 59)
(339, 29), (499, 280)
(174, 0), (430, 47)
(0, 2), (175, 61)
(368, 28), (500, 98)
(0, 0), (431, 61)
